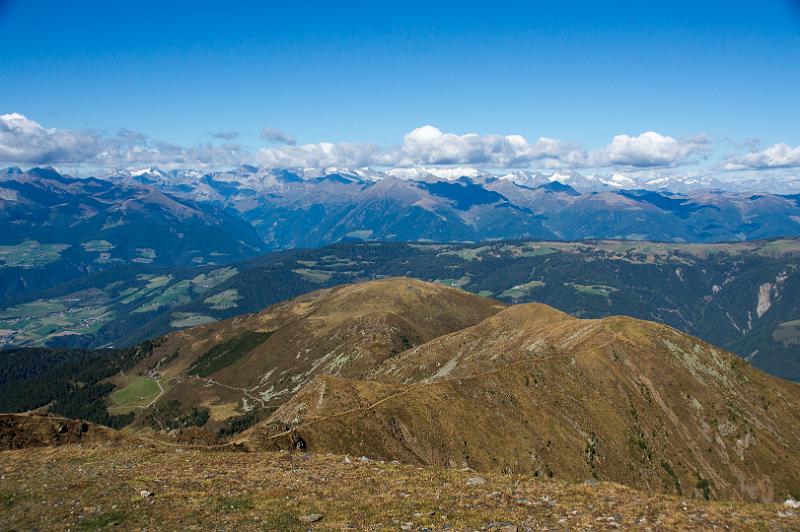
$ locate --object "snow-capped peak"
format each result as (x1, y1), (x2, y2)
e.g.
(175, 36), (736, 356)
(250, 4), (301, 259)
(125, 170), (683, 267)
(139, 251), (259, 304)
(131, 166), (169, 178)
(387, 166), (483, 182)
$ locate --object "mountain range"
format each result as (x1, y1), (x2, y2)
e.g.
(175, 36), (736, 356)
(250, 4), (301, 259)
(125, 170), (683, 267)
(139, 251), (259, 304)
(3, 278), (799, 505)
(3, 164), (800, 303)
(108, 165), (800, 248)
(3, 166), (800, 260)
(3, 165), (800, 505)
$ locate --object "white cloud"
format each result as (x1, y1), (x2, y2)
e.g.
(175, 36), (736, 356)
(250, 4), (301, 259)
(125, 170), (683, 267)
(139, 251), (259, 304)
(0, 113), (250, 171)
(257, 142), (380, 168)
(260, 127), (296, 145)
(8, 113), (794, 189)
(0, 114), (709, 173)
(0, 113), (101, 164)
(723, 143), (800, 170)
(591, 131), (710, 168)
(255, 125), (585, 170)
(386, 125), (583, 168)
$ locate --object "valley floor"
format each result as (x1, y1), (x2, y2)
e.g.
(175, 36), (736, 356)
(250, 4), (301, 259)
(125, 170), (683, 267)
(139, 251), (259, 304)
(1, 443), (798, 531)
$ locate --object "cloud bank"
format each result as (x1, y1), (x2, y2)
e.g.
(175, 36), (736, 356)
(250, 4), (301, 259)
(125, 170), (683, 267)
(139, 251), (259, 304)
(384, 125), (585, 168)
(724, 143), (800, 170)
(595, 131), (710, 168)
(0, 113), (248, 171)
(258, 142), (379, 168)
(1, 112), (795, 187)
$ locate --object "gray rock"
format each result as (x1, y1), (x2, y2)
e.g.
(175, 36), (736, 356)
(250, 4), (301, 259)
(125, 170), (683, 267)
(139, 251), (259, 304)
(299, 513), (323, 523)
(465, 476), (486, 486)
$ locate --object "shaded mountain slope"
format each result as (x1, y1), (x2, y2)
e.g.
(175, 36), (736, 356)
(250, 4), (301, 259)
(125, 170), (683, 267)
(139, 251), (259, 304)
(0, 167), (266, 302)
(246, 301), (800, 502)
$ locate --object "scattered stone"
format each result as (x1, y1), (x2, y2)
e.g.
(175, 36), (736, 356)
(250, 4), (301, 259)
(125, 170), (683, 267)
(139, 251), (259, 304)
(466, 476), (486, 486)
(584, 478), (599, 486)
(785, 498), (800, 509)
(358, 456), (370, 463)
(299, 513), (323, 523)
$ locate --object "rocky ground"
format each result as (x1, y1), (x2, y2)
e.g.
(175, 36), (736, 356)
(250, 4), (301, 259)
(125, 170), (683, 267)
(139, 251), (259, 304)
(1, 442), (799, 530)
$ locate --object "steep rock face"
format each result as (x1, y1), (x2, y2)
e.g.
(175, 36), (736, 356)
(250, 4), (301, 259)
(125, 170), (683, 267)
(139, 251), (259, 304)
(246, 302), (800, 502)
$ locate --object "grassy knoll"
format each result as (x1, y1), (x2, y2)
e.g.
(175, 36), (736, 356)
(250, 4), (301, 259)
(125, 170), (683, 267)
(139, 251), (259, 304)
(566, 282), (619, 297)
(499, 280), (545, 299)
(204, 288), (242, 310)
(169, 312), (217, 328)
(291, 268), (333, 283)
(107, 376), (161, 414)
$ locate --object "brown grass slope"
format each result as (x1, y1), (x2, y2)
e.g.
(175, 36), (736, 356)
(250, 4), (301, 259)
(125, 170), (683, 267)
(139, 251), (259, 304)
(4, 444), (800, 530)
(0, 412), (130, 450)
(124, 277), (504, 428)
(246, 303), (800, 503)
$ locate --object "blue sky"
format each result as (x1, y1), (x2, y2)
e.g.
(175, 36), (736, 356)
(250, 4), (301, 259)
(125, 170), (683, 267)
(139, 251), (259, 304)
(1, 0), (799, 176)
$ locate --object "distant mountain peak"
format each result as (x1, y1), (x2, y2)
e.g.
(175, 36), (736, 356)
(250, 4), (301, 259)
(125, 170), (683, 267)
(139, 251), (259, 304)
(535, 180), (580, 195)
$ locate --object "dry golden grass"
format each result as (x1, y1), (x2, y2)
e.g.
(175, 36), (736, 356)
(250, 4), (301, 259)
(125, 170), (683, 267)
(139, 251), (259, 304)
(1, 443), (798, 531)
(248, 303), (800, 503)
(122, 277), (504, 432)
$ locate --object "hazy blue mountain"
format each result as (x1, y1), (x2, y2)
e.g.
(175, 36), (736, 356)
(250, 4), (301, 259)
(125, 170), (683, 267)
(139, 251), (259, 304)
(3, 165), (800, 305)
(0, 167), (267, 302)
(97, 165), (800, 247)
